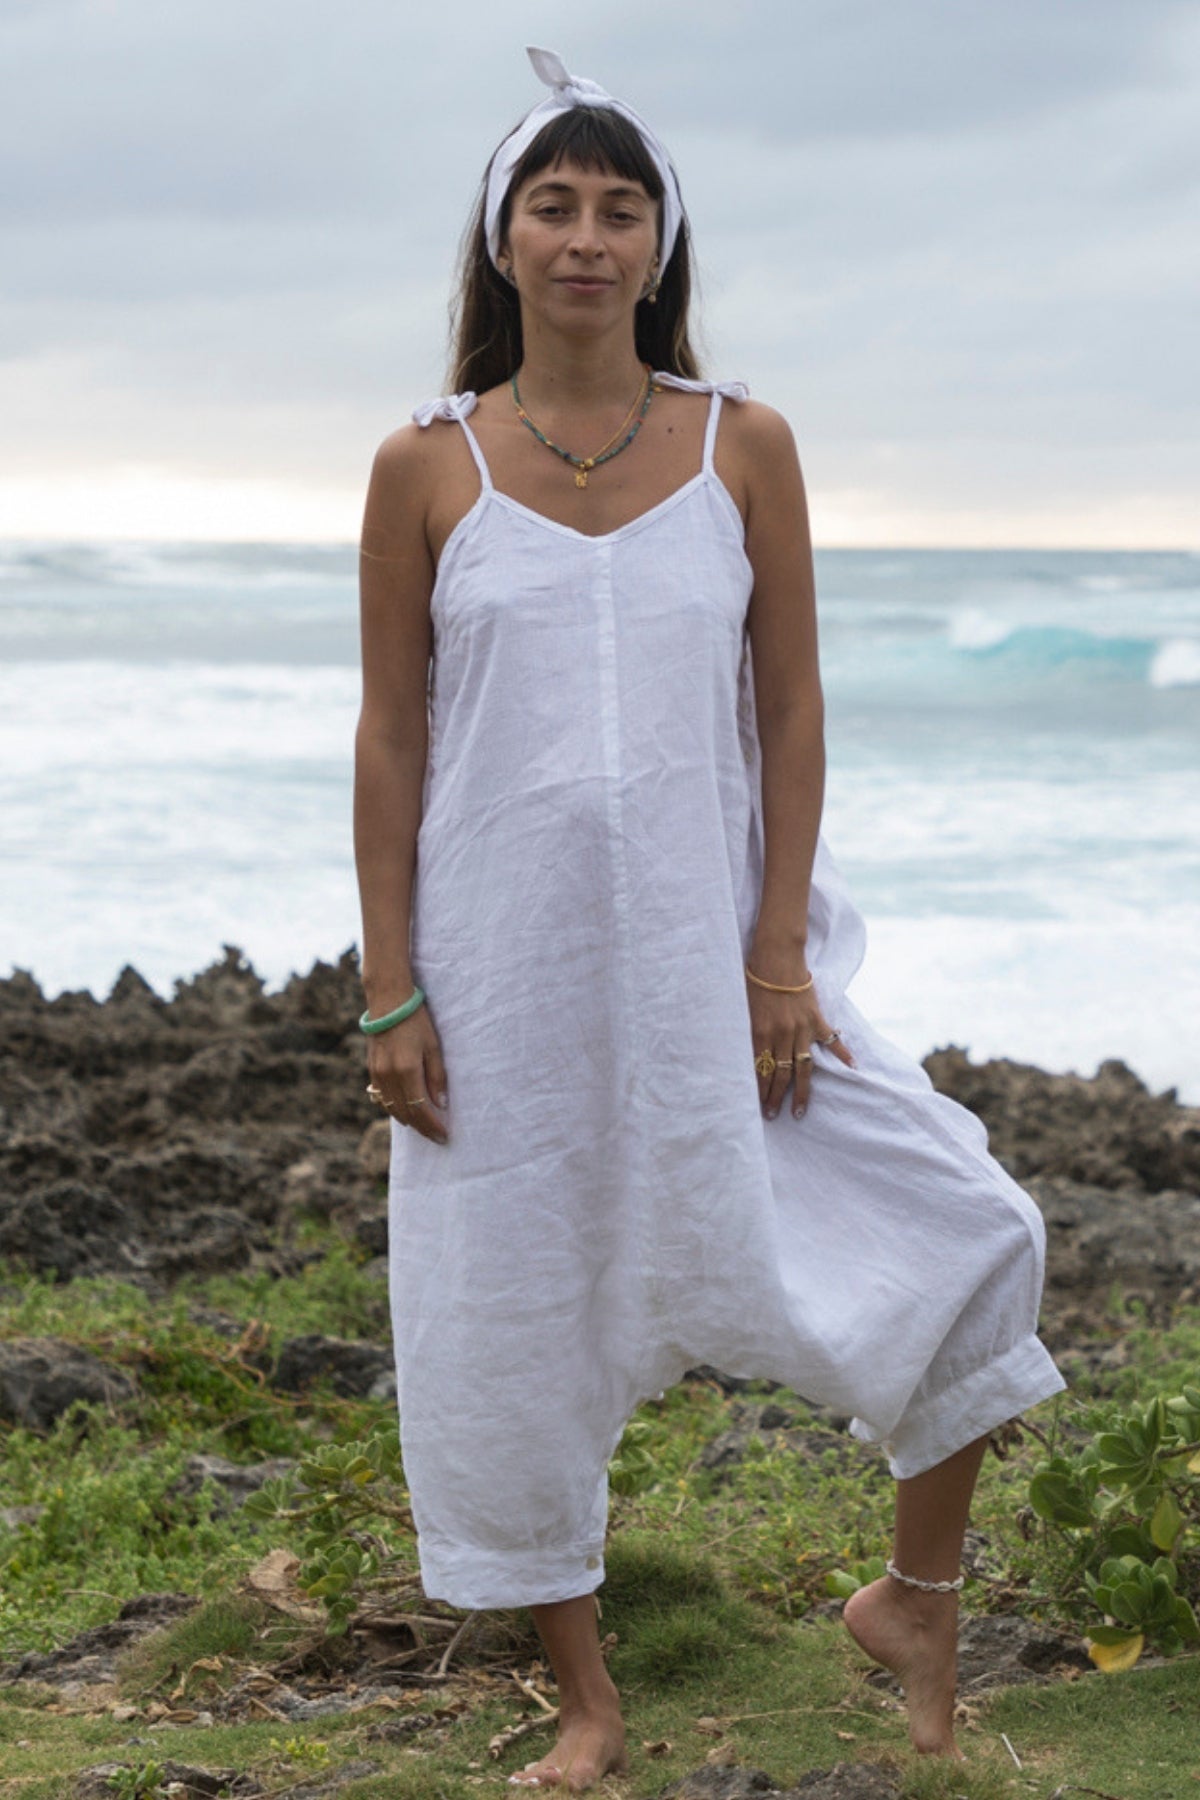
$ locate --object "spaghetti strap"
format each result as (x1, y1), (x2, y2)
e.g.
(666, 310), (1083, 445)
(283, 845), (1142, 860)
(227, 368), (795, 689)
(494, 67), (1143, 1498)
(702, 390), (723, 474)
(648, 370), (749, 477)
(412, 392), (494, 492)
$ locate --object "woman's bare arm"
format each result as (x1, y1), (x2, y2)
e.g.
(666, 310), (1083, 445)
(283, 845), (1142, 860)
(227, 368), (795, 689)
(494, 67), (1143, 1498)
(355, 424), (437, 1014)
(732, 400), (853, 1120)
(737, 401), (827, 982)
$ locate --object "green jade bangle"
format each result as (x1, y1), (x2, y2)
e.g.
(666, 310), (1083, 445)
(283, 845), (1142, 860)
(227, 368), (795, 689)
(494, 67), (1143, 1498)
(359, 986), (426, 1035)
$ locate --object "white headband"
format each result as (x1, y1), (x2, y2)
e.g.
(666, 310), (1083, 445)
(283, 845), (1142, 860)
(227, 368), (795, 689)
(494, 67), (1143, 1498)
(484, 45), (684, 274)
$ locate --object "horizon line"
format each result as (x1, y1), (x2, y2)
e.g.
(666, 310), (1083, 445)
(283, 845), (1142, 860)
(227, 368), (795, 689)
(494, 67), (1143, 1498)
(2, 533), (1198, 556)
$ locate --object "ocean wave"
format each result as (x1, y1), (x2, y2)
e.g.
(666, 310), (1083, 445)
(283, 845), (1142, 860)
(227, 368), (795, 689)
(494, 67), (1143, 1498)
(947, 608), (1014, 650)
(948, 617), (1200, 687)
(1149, 638), (1200, 689)
(0, 540), (354, 592)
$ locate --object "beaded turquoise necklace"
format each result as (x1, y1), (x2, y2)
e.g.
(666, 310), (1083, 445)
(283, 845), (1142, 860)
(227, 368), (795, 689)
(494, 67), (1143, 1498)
(510, 362), (660, 489)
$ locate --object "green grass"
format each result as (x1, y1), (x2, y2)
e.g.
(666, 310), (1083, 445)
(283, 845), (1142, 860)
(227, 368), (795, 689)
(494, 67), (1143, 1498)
(3, 1246), (1200, 1798)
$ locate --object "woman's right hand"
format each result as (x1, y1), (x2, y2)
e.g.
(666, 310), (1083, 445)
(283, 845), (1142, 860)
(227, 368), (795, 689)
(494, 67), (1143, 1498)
(366, 1004), (449, 1145)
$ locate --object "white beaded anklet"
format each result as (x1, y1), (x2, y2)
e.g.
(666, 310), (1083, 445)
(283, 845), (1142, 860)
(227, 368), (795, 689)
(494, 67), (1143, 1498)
(885, 1557), (964, 1593)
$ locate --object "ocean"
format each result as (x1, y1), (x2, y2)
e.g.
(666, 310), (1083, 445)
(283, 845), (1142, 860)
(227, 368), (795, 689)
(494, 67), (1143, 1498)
(2, 541), (1197, 1103)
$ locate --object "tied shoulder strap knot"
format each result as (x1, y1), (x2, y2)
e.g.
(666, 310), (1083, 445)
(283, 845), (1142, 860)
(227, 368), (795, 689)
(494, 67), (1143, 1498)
(412, 393), (479, 428)
(650, 373), (750, 404)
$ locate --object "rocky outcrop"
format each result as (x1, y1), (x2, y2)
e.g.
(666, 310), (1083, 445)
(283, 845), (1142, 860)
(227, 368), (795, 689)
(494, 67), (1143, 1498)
(925, 1046), (1199, 1194)
(172, 1453), (299, 1513)
(271, 1334), (394, 1401)
(2, 947), (1198, 1351)
(0, 1592), (199, 1688)
(0, 947), (379, 1288)
(0, 1336), (136, 1430)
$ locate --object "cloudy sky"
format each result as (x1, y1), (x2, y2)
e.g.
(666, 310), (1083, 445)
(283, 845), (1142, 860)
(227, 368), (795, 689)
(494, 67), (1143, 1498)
(1, 0), (1197, 546)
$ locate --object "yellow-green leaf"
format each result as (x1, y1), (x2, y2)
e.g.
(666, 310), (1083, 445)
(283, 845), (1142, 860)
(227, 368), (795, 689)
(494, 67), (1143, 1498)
(1151, 1490), (1184, 1551)
(1188, 1450), (1200, 1474)
(1087, 1631), (1144, 1673)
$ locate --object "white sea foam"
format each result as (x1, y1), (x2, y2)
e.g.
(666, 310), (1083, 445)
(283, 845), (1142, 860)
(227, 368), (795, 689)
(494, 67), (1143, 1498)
(847, 912), (1200, 1106)
(947, 607), (1013, 650)
(1149, 637), (1200, 688)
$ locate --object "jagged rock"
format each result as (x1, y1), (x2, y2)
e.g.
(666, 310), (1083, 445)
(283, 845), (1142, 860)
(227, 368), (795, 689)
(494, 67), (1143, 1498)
(272, 1334), (392, 1399)
(358, 1118), (392, 1179)
(956, 1613), (1093, 1689)
(860, 1612), (1092, 1698)
(247, 1682), (400, 1721)
(0, 1182), (128, 1283)
(0, 1336), (136, 1430)
(273, 1761), (382, 1799)
(789, 1766), (901, 1799)
(354, 1211), (388, 1256)
(0, 945), (380, 1287)
(107, 965), (165, 1009)
(74, 1761), (259, 1799)
(1033, 1174), (1200, 1317)
(172, 1453), (298, 1512)
(2, 948), (1197, 1366)
(0, 1592), (199, 1687)
(660, 1772), (781, 1799)
(660, 1768), (900, 1800)
(0, 1504), (45, 1530)
(697, 1403), (878, 1483)
(683, 1366), (779, 1396)
(925, 1045), (1200, 1194)
(185, 1303), (246, 1339)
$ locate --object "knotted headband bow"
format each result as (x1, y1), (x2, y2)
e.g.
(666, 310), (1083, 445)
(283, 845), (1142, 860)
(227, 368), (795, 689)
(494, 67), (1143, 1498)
(484, 46), (685, 274)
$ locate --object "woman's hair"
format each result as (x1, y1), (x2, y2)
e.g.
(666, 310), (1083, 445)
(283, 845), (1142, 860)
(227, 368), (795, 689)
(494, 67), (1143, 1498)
(447, 105), (702, 394)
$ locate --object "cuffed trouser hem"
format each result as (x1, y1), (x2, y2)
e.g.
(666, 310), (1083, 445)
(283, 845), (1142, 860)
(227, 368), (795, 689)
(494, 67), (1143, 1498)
(848, 1333), (1067, 1481)
(415, 1537), (609, 1612)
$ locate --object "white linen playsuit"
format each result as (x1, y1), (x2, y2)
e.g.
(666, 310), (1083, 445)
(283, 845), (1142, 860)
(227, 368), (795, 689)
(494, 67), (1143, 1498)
(386, 372), (1067, 1611)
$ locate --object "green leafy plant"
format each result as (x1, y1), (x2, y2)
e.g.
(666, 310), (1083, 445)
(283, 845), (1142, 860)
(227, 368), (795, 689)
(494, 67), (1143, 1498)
(609, 1419), (659, 1497)
(823, 1554), (887, 1600)
(1029, 1387), (1200, 1666)
(104, 1761), (167, 1799)
(243, 1432), (411, 1634)
(245, 1416), (665, 1632)
(268, 1735), (332, 1768)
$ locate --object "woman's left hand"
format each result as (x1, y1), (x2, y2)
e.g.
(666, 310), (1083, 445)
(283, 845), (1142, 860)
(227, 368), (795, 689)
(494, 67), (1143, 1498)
(747, 970), (856, 1119)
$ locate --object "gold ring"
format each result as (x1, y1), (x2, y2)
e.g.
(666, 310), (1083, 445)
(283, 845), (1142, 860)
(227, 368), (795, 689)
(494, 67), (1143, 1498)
(796, 1051), (814, 1064)
(754, 1049), (776, 1079)
(366, 1083), (386, 1104)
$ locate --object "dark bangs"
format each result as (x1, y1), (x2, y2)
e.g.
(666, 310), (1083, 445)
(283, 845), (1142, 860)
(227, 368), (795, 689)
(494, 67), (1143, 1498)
(495, 106), (666, 258)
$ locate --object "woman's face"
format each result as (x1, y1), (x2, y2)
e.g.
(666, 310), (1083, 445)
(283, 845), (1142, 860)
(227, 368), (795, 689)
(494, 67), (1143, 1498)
(500, 157), (660, 324)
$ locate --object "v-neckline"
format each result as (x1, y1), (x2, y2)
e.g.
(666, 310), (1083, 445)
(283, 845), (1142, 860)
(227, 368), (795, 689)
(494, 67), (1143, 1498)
(431, 469), (750, 594)
(489, 470), (708, 544)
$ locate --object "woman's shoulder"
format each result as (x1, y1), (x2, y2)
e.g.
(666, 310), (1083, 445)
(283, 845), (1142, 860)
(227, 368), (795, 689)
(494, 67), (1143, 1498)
(651, 372), (794, 442)
(367, 388), (478, 472)
(716, 393), (800, 465)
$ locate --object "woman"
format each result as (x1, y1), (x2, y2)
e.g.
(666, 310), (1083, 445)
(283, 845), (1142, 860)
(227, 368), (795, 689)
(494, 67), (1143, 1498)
(354, 46), (1066, 1790)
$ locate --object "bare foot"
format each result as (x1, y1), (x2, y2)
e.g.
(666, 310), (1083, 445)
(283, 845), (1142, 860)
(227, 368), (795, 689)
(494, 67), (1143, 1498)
(508, 1699), (628, 1791)
(841, 1575), (964, 1757)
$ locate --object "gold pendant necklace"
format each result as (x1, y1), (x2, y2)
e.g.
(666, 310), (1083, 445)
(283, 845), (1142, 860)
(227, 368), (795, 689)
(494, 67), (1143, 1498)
(510, 364), (659, 488)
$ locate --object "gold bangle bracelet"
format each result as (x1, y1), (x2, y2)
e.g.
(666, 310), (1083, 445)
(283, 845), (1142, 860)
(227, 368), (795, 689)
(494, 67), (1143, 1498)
(745, 964), (813, 995)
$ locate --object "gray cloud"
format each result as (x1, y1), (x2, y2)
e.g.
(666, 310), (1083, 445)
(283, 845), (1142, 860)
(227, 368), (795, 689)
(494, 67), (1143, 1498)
(1, 0), (1197, 541)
